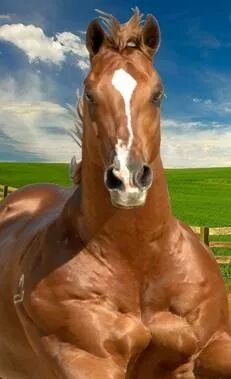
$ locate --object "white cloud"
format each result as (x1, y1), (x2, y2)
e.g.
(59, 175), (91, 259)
(192, 95), (231, 114)
(223, 105), (231, 113)
(0, 24), (63, 64)
(0, 23), (89, 69)
(56, 32), (87, 59)
(0, 101), (67, 114)
(0, 74), (80, 162)
(193, 97), (202, 103)
(193, 97), (212, 105)
(76, 60), (90, 71)
(0, 15), (11, 21)
(161, 118), (231, 168)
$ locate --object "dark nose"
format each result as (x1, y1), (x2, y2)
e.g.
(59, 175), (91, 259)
(133, 164), (153, 189)
(104, 164), (153, 191)
(104, 166), (124, 191)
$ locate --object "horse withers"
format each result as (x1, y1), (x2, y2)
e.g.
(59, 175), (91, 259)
(0, 9), (231, 379)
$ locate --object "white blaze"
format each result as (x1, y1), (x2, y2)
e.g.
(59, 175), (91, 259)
(112, 68), (137, 190)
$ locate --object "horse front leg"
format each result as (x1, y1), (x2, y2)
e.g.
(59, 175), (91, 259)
(25, 297), (151, 379)
(194, 331), (231, 378)
(40, 334), (125, 379)
(133, 311), (199, 379)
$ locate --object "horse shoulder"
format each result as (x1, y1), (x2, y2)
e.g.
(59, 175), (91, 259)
(166, 219), (230, 342)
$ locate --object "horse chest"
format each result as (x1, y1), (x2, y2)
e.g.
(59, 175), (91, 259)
(26, 240), (175, 328)
(27, 246), (153, 362)
(26, 241), (202, 377)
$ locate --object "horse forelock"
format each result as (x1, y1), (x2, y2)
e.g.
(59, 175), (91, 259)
(95, 8), (145, 52)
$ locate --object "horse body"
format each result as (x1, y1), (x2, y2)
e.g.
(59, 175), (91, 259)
(1, 9), (231, 379)
(0, 158), (230, 379)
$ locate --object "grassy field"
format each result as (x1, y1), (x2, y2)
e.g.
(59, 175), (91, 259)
(0, 162), (230, 286)
(165, 167), (231, 227)
(0, 162), (70, 188)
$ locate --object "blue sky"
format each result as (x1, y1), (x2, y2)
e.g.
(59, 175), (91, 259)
(0, 0), (230, 167)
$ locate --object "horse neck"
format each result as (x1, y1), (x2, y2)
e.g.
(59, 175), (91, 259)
(77, 143), (172, 243)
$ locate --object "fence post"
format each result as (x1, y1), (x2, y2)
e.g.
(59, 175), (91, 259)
(200, 226), (209, 246)
(3, 185), (8, 198)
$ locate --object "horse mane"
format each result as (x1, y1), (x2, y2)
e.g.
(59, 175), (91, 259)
(68, 91), (83, 184)
(95, 8), (145, 52)
(68, 90), (83, 148)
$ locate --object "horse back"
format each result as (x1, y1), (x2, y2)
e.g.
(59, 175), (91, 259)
(0, 183), (73, 284)
(0, 182), (71, 226)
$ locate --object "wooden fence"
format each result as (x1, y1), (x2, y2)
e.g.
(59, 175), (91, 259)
(0, 184), (16, 200)
(191, 226), (231, 265)
(0, 184), (231, 264)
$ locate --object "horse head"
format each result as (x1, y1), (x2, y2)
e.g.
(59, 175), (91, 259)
(83, 9), (164, 208)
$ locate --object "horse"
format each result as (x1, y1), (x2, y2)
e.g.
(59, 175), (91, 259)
(0, 9), (231, 379)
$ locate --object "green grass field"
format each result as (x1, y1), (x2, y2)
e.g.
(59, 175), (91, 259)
(165, 167), (231, 227)
(0, 162), (230, 286)
(0, 162), (69, 188)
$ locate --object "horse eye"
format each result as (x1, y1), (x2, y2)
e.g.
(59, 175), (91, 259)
(151, 89), (165, 105)
(85, 91), (95, 104)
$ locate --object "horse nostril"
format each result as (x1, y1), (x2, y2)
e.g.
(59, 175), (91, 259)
(104, 166), (124, 191)
(134, 164), (153, 189)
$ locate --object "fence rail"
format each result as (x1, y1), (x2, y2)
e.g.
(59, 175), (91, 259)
(0, 184), (17, 200)
(190, 226), (231, 265)
(0, 184), (230, 264)
(191, 226), (231, 237)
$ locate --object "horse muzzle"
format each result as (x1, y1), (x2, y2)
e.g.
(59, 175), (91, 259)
(104, 162), (153, 208)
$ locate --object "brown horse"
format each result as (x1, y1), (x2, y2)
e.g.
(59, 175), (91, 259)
(0, 9), (231, 379)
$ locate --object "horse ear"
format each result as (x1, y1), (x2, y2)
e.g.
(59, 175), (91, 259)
(86, 19), (105, 59)
(142, 15), (161, 58)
